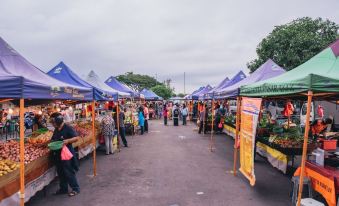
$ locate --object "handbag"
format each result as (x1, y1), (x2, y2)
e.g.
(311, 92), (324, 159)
(99, 133), (105, 144)
(61, 145), (73, 161)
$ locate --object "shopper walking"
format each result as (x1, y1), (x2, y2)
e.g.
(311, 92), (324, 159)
(198, 106), (207, 134)
(138, 107), (145, 135)
(119, 107), (128, 147)
(181, 104), (188, 125)
(163, 104), (168, 125)
(101, 111), (115, 155)
(144, 104), (149, 132)
(50, 112), (80, 197)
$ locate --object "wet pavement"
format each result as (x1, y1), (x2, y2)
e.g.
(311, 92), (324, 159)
(27, 119), (291, 206)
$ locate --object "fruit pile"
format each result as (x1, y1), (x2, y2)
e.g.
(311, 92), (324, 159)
(73, 120), (101, 137)
(27, 130), (52, 145)
(0, 140), (50, 164)
(0, 159), (19, 176)
(73, 124), (91, 138)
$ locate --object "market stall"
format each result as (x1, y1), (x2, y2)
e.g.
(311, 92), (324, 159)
(239, 39), (339, 206)
(0, 37), (93, 206)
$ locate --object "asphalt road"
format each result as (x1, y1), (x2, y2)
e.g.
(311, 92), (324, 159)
(27, 119), (291, 206)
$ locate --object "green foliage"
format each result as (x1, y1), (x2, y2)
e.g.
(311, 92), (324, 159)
(177, 93), (185, 98)
(248, 17), (339, 72)
(151, 85), (174, 100)
(116, 72), (162, 91)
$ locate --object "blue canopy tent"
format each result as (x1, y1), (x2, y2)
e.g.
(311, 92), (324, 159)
(189, 86), (205, 100)
(86, 71), (130, 99)
(204, 77), (230, 99)
(140, 88), (162, 101)
(0, 37), (94, 203)
(105, 76), (139, 97)
(211, 70), (247, 99)
(215, 59), (285, 99)
(0, 38), (92, 100)
(195, 85), (213, 100)
(47, 61), (118, 101)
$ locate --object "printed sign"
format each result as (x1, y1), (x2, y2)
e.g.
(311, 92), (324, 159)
(239, 97), (262, 186)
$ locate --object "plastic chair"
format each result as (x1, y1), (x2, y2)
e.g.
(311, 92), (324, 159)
(291, 176), (313, 205)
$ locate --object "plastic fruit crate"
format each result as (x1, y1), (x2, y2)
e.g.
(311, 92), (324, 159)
(320, 139), (337, 150)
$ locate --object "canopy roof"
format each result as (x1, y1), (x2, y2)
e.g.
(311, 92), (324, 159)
(241, 39), (339, 97)
(207, 77), (230, 95)
(195, 85), (213, 100)
(47, 61), (116, 101)
(205, 70), (246, 99)
(0, 37), (92, 100)
(216, 59), (285, 98)
(86, 71), (123, 100)
(105, 76), (138, 97)
(140, 88), (162, 100)
(187, 86), (205, 100)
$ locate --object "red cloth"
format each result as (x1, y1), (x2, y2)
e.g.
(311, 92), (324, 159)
(283, 101), (294, 116)
(317, 105), (324, 118)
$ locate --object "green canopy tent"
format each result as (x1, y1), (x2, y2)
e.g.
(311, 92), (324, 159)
(241, 39), (339, 97)
(238, 39), (339, 206)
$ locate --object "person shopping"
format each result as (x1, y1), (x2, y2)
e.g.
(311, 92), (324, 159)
(101, 111), (115, 155)
(138, 107), (145, 135)
(144, 104), (149, 132)
(163, 104), (168, 126)
(119, 107), (128, 147)
(50, 112), (80, 197)
(181, 104), (188, 125)
(198, 106), (208, 134)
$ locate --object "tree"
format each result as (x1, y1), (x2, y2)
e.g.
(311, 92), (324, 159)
(116, 72), (162, 91)
(177, 93), (185, 98)
(248, 17), (339, 72)
(151, 85), (174, 100)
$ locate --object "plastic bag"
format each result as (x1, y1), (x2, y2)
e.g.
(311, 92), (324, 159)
(61, 145), (73, 161)
(218, 122), (223, 129)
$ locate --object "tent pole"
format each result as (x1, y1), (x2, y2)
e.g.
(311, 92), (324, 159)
(19, 98), (25, 206)
(92, 101), (97, 176)
(296, 91), (313, 206)
(202, 102), (205, 136)
(116, 101), (121, 152)
(233, 97), (241, 176)
(210, 99), (215, 152)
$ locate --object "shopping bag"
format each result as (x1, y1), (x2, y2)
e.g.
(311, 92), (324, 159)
(218, 122), (223, 129)
(61, 145), (73, 161)
(99, 133), (105, 144)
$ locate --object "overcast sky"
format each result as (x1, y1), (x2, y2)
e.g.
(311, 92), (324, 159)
(0, 0), (338, 93)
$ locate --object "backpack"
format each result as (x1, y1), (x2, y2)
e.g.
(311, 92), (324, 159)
(174, 109), (179, 116)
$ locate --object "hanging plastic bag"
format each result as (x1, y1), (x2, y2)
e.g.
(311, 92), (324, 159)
(317, 105), (324, 118)
(218, 122), (223, 129)
(61, 145), (73, 161)
(99, 133), (105, 144)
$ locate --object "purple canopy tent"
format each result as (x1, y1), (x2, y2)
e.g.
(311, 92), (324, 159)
(0, 37), (92, 100)
(204, 77), (230, 100)
(208, 70), (246, 99)
(195, 85), (213, 100)
(215, 59), (285, 98)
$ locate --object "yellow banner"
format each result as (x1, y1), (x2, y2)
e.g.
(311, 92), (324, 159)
(239, 97), (262, 186)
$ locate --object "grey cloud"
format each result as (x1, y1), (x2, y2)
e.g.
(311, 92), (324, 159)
(0, 0), (338, 93)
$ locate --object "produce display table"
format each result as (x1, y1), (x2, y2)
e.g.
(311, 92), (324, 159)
(294, 161), (339, 206)
(223, 123), (236, 138)
(256, 138), (318, 174)
(0, 155), (55, 205)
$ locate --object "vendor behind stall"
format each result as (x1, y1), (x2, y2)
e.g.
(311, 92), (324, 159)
(50, 112), (80, 197)
(311, 118), (333, 138)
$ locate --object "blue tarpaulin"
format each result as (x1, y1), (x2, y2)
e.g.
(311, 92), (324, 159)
(0, 37), (92, 100)
(47, 61), (117, 101)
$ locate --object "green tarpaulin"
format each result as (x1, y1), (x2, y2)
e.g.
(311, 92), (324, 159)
(240, 39), (339, 97)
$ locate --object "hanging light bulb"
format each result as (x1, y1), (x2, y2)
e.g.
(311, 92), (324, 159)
(38, 110), (42, 115)
(56, 108), (61, 112)
(8, 108), (13, 114)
